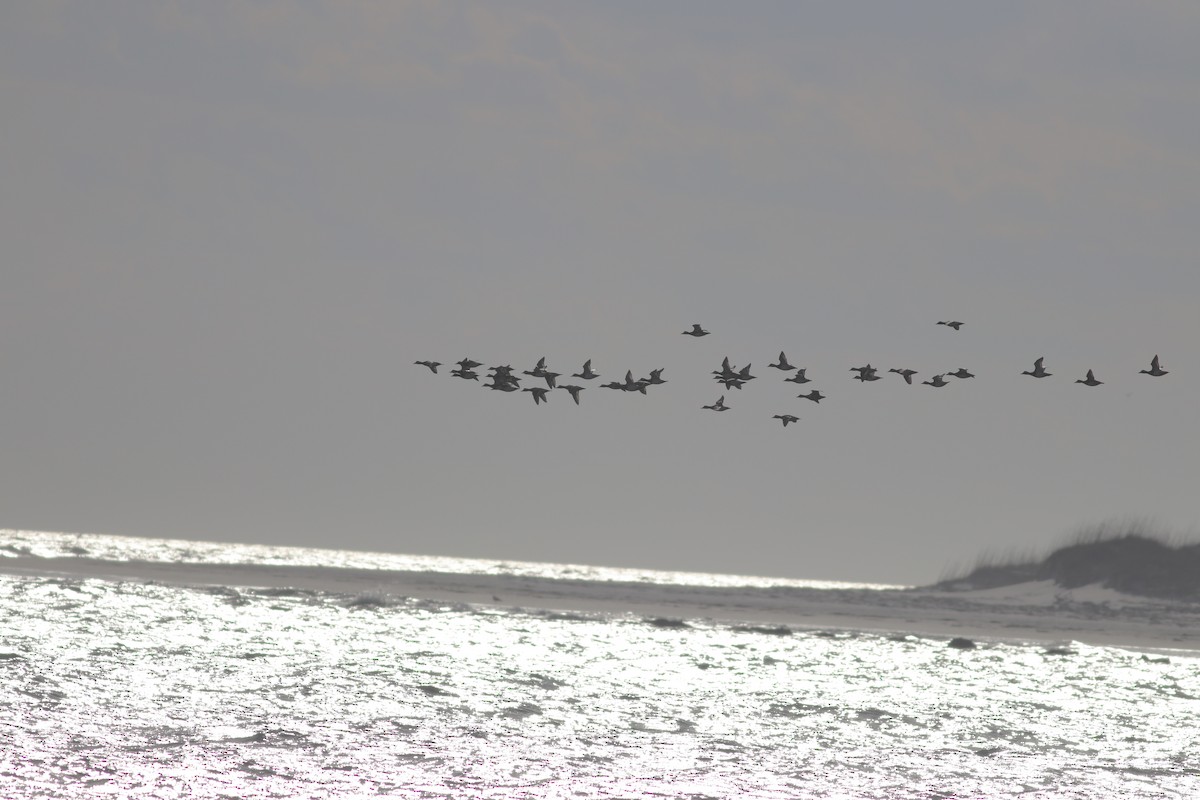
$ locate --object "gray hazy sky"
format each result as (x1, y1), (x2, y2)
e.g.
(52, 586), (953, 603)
(3, 2), (1198, 584)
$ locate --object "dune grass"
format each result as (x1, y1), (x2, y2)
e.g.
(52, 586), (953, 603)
(933, 518), (1200, 599)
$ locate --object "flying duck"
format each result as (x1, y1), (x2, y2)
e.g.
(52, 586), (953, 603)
(682, 324), (710, 337)
(643, 368), (667, 385)
(450, 368), (479, 380)
(922, 374), (949, 387)
(1140, 355), (1168, 377)
(523, 357), (549, 378)
(1022, 357), (1051, 378)
(773, 414), (799, 427)
(769, 352), (796, 371)
(523, 387), (550, 405)
(798, 390), (825, 403)
(851, 364), (881, 382)
(560, 385), (584, 405)
(937, 321), (964, 330)
(703, 395), (730, 411)
(414, 360), (441, 374)
(622, 370), (649, 393)
(485, 377), (520, 392)
(457, 358), (484, 370)
(889, 368), (917, 384)
(713, 357), (739, 380)
(948, 368), (974, 379)
(573, 359), (600, 380)
(784, 369), (812, 384)
(1076, 369), (1102, 387)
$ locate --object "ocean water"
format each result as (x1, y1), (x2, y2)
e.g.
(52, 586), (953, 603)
(0, 529), (889, 590)
(2, 532), (1199, 798)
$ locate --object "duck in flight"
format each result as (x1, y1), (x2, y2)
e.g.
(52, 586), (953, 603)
(784, 368), (812, 384)
(523, 357), (550, 378)
(851, 364), (881, 382)
(560, 385), (584, 405)
(622, 370), (649, 393)
(450, 368), (479, 380)
(573, 359), (600, 380)
(769, 352), (796, 371)
(703, 395), (730, 411)
(1140, 355), (1168, 377)
(937, 321), (964, 330)
(948, 368), (974, 379)
(773, 414), (799, 427)
(485, 376), (520, 392)
(523, 387), (550, 405)
(922, 374), (949, 387)
(889, 368), (917, 384)
(683, 323), (710, 337)
(642, 368), (667, 385)
(798, 390), (825, 403)
(1076, 369), (1103, 387)
(414, 360), (441, 374)
(712, 357), (738, 381)
(1022, 357), (1051, 378)
(457, 358), (484, 371)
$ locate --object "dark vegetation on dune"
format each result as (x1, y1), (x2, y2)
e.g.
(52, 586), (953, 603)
(931, 522), (1200, 600)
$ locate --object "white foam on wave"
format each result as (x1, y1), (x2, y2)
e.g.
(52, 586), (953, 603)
(4, 529), (1200, 652)
(0, 528), (899, 590)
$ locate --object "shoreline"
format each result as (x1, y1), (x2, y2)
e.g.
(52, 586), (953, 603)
(4, 556), (1199, 653)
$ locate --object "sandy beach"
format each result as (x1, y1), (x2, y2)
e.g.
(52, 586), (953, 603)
(4, 555), (1198, 653)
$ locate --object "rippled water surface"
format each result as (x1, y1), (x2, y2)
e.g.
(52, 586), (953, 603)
(3, 534), (1199, 797)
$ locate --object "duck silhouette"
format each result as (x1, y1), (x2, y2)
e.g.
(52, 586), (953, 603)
(1022, 357), (1051, 378)
(573, 359), (600, 380)
(1139, 355), (1168, 377)
(523, 387), (550, 405)
(769, 352), (796, 371)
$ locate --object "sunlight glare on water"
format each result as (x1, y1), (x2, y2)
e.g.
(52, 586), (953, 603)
(1, 529), (899, 589)
(2, 559), (1199, 798)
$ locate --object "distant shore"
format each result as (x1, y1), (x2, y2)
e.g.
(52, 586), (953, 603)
(3, 554), (1198, 653)
(932, 531), (1200, 601)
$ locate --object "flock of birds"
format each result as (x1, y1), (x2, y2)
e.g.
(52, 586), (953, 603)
(415, 321), (1171, 427)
